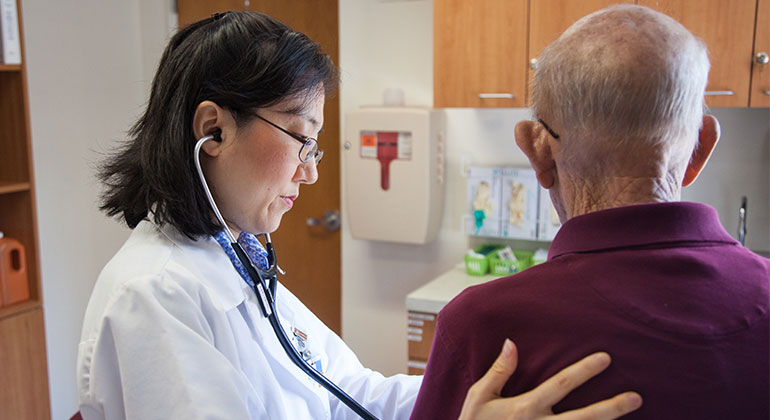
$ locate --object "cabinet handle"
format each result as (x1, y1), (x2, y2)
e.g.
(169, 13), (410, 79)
(757, 52), (769, 65)
(478, 93), (515, 99)
(763, 90), (770, 96)
(530, 58), (538, 70)
(704, 91), (734, 96)
(407, 360), (428, 370)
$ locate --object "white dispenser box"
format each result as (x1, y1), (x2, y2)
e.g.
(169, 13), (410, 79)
(500, 168), (539, 240)
(537, 186), (562, 241)
(465, 166), (502, 237)
(345, 107), (445, 244)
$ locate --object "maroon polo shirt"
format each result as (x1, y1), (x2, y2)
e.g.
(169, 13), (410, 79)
(411, 202), (769, 420)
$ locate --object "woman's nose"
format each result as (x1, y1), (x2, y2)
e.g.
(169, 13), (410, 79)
(295, 159), (318, 184)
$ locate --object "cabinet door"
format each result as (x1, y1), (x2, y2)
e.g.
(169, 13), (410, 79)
(0, 308), (51, 420)
(434, 0), (528, 108)
(750, 0), (770, 107)
(639, 0), (757, 107)
(528, 0), (635, 104)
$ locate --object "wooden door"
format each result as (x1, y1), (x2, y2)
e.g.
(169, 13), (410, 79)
(639, 0), (757, 108)
(178, 0), (342, 333)
(750, 0), (770, 107)
(527, 0), (635, 104)
(434, 0), (528, 108)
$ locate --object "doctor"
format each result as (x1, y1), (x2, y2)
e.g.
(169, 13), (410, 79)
(77, 10), (641, 420)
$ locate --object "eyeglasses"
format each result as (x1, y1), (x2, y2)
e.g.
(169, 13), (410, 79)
(538, 118), (560, 140)
(253, 113), (324, 165)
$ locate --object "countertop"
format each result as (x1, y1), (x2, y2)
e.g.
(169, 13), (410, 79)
(406, 264), (502, 314)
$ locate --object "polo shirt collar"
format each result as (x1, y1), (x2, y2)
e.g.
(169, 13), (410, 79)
(548, 202), (739, 260)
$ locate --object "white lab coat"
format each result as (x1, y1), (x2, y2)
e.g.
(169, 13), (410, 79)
(77, 220), (422, 419)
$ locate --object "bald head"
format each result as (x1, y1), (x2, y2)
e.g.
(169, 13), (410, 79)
(517, 5), (719, 221)
(533, 5), (709, 156)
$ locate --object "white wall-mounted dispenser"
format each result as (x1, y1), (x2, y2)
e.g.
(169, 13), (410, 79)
(344, 107), (445, 244)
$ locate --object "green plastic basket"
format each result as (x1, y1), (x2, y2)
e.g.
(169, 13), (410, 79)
(464, 254), (490, 275)
(464, 244), (503, 275)
(488, 256), (520, 275)
(513, 250), (534, 270)
(465, 246), (538, 276)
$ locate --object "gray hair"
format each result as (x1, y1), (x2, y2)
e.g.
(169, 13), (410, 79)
(532, 5), (709, 150)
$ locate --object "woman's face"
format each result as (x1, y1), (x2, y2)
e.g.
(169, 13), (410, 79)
(203, 91), (324, 236)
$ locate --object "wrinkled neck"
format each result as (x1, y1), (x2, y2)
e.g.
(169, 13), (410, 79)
(559, 172), (682, 219)
(552, 134), (692, 220)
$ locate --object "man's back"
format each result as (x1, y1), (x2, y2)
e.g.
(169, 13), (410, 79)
(411, 202), (769, 420)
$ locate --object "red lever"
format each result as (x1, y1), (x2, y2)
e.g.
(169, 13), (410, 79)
(377, 132), (398, 190)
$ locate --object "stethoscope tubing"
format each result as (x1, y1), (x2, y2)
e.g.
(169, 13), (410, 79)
(232, 243), (378, 420)
(195, 134), (378, 420)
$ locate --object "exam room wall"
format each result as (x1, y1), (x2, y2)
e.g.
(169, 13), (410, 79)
(23, 1), (174, 418)
(339, 0), (770, 377)
(339, 0), (535, 376)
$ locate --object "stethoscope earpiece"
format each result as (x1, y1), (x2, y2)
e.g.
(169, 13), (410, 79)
(212, 127), (223, 142)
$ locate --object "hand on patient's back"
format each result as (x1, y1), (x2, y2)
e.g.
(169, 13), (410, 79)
(458, 339), (642, 420)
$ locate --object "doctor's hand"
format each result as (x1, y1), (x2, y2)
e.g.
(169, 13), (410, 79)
(457, 339), (642, 420)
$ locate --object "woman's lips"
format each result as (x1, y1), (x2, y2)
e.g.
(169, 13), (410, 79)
(281, 195), (297, 208)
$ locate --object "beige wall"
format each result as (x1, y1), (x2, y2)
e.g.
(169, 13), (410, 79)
(339, 0), (436, 376)
(23, 0), (175, 417)
(339, 0), (537, 375)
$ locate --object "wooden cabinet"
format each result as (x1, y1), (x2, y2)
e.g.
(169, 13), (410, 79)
(434, 0), (528, 108)
(407, 311), (436, 375)
(0, 1), (50, 418)
(435, 0), (768, 108)
(750, 0), (770, 107)
(0, 309), (50, 419)
(639, 0), (757, 108)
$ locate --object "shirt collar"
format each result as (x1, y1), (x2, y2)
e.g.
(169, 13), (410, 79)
(548, 202), (739, 260)
(153, 221), (250, 311)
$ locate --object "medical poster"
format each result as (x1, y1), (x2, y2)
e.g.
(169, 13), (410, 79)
(465, 166), (502, 237)
(500, 168), (539, 240)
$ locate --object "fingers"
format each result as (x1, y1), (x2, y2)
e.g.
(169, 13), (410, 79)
(472, 339), (520, 398)
(458, 339), (521, 420)
(529, 352), (612, 408)
(554, 392), (643, 420)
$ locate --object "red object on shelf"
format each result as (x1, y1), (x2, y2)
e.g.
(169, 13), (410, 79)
(0, 235), (29, 307)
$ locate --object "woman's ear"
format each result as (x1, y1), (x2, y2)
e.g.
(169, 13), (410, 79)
(515, 120), (556, 189)
(683, 114), (720, 187)
(193, 100), (227, 157)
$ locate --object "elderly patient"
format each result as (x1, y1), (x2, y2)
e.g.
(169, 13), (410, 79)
(410, 5), (769, 420)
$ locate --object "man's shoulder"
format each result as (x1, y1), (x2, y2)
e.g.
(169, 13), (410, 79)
(439, 261), (570, 326)
(463, 259), (569, 296)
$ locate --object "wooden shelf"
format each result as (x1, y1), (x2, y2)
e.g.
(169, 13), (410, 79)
(0, 299), (40, 321)
(0, 1), (51, 417)
(0, 64), (22, 72)
(0, 181), (30, 194)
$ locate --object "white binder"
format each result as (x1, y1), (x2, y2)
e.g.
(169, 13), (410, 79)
(0, 0), (21, 65)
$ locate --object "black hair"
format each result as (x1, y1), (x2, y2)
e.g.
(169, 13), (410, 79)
(98, 11), (337, 238)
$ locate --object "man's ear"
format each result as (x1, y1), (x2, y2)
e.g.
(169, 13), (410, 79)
(515, 120), (556, 189)
(683, 114), (720, 187)
(193, 100), (228, 157)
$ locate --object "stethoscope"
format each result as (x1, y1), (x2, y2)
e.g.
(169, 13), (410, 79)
(194, 131), (378, 420)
